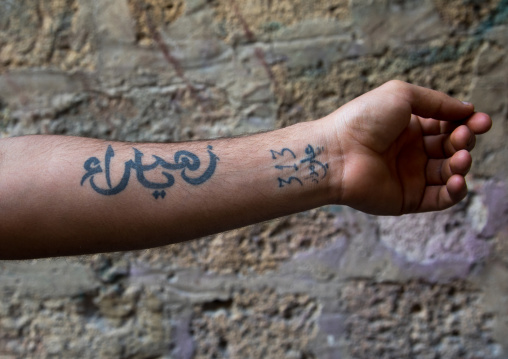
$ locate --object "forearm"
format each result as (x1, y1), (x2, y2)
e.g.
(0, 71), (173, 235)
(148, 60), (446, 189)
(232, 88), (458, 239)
(0, 119), (339, 259)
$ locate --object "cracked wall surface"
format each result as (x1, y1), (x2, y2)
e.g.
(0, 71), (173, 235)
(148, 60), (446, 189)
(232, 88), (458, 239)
(1, 0), (508, 358)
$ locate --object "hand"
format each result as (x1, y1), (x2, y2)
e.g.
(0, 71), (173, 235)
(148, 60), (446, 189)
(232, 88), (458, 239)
(325, 80), (492, 215)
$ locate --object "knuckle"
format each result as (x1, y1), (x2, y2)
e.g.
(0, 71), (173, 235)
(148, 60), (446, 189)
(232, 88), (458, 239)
(382, 80), (413, 103)
(384, 80), (408, 91)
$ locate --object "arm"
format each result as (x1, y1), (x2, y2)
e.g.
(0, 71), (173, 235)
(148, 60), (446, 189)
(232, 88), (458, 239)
(0, 121), (336, 259)
(0, 81), (491, 259)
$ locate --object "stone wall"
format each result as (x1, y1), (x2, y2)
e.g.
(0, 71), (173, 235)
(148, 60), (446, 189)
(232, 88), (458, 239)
(0, 0), (507, 358)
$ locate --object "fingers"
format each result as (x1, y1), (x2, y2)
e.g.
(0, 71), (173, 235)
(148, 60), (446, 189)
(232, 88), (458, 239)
(463, 112), (492, 134)
(418, 175), (468, 212)
(419, 117), (458, 135)
(419, 149), (473, 213)
(426, 150), (472, 185)
(424, 125), (475, 158)
(419, 112), (492, 136)
(384, 80), (474, 121)
(419, 149), (473, 212)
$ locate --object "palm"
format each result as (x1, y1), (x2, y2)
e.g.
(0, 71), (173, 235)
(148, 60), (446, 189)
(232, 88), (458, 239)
(345, 116), (428, 215)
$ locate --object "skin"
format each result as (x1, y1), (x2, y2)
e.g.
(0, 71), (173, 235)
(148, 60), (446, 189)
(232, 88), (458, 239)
(0, 81), (492, 259)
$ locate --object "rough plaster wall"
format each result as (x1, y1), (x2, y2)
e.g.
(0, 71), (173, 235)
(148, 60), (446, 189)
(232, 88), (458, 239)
(0, 0), (507, 358)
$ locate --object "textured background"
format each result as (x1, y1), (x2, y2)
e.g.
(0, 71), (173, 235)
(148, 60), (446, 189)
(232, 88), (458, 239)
(1, 0), (508, 358)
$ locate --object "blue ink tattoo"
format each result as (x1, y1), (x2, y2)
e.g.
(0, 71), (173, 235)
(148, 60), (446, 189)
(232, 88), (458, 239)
(270, 148), (296, 160)
(300, 145), (328, 180)
(270, 145), (329, 188)
(275, 164), (299, 171)
(278, 177), (303, 188)
(81, 145), (219, 199)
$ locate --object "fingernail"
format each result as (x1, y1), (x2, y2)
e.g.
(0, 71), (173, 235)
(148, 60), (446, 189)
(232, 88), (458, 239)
(462, 101), (472, 106)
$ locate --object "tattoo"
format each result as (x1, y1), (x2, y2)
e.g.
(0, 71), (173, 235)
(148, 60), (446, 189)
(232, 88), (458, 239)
(270, 144), (329, 188)
(275, 164), (299, 171)
(81, 145), (219, 199)
(270, 148), (296, 160)
(278, 177), (303, 188)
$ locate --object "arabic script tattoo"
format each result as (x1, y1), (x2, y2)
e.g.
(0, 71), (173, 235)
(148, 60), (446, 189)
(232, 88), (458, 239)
(270, 144), (329, 188)
(81, 145), (219, 199)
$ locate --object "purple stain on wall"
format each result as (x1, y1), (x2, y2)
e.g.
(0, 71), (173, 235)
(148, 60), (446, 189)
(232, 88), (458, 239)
(318, 313), (347, 337)
(374, 183), (500, 281)
(373, 182), (508, 281)
(174, 312), (195, 359)
(480, 180), (508, 238)
(286, 185), (501, 284)
(375, 238), (488, 283)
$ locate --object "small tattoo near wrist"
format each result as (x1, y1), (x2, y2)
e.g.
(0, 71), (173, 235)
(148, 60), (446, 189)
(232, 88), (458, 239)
(81, 145), (219, 199)
(270, 145), (329, 188)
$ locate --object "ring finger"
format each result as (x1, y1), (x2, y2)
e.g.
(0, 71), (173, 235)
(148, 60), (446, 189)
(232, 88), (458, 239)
(426, 150), (472, 185)
(424, 125), (475, 159)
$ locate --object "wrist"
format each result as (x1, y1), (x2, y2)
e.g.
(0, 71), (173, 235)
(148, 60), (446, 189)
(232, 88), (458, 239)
(311, 115), (346, 207)
(244, 120), (338, 212)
